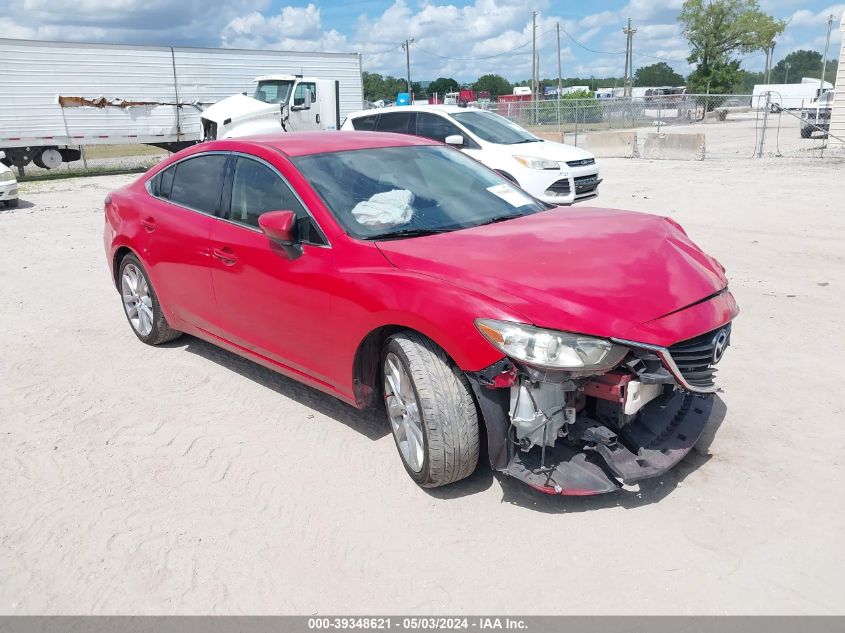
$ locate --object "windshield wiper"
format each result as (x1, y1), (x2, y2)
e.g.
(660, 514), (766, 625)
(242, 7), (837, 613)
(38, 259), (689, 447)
(477, 214), (524, 227)
(513, 138), (543, 144)
(364, 227), (458, 240)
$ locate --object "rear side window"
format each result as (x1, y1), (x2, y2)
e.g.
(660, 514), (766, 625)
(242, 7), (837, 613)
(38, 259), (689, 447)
(351, 114), (378, 131)
(169, 154), (227, 214)
(376, 112), (412, 134)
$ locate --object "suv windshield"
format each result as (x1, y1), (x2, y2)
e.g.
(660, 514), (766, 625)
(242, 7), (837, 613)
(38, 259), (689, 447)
(293, 145), (548, 240)
(254, 81), (294, 104)
(450, 110), (541, 145)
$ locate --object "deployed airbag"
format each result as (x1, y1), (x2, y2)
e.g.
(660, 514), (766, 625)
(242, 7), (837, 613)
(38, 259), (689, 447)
(351, 190), (414, 227)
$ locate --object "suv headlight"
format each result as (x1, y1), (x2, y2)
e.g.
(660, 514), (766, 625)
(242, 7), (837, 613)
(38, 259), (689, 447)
(0, 171), (15, 183)
(476, 319), (628, 371)
(513, 155), (561, 170)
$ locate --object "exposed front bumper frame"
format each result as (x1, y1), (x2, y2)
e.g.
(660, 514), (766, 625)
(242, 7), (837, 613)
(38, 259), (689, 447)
(611, 337), (719, 395)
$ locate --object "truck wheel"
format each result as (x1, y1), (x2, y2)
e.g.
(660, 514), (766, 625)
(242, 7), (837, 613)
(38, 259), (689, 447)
(118, 254), (181, 345)
(382, 332), (479, 488)
(33, 148), (63, 170)
(801, 127), (813, 139)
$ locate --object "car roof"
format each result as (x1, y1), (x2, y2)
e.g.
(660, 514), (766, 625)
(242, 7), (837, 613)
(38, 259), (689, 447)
(211, 131), (440, 157)
(346, 104), (483, 118)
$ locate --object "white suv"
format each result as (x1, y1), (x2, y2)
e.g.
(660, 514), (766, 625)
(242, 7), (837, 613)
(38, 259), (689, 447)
(0, 152), (19, 208)
(341, 105), (601, 205)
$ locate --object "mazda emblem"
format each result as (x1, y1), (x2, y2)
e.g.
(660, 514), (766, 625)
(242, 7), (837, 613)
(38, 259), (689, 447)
(712, 330), (729, 364)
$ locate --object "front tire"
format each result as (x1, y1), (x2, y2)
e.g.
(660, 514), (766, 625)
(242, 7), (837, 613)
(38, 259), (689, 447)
(4, 199), (19, 208)
(382, 332), (479, 488)
(118, 254), (181, 345)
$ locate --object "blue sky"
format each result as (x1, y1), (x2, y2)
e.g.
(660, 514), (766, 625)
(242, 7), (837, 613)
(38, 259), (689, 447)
(0, 0), (842, 82)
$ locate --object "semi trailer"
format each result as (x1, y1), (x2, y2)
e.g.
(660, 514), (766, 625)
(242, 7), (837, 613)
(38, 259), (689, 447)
(0, 38), (364, 170)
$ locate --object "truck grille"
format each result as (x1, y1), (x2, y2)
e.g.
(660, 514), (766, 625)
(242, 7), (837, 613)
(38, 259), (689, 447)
(667, 324), (732, 391)
(566, 158), (596, 167)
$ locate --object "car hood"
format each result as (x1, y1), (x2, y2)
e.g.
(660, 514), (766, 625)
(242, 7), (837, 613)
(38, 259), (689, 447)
(511, 139), (595, 163)
(375, 208), (728, 341)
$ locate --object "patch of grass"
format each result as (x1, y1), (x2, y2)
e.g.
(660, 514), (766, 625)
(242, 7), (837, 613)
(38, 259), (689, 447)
(83, 144), (169, 159)
(18, 166), (150, 183)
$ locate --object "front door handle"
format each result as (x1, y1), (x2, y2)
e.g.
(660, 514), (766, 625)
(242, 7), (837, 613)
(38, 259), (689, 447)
(316, 113), (320, 124)
(212, 246), (237, 266)
(141, 217), (156, 232)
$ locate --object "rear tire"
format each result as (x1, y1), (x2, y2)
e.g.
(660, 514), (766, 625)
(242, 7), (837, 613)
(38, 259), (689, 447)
(118, 254), (181, 346)
(801, 127), (813, 139)
(382, 331), (479, 488)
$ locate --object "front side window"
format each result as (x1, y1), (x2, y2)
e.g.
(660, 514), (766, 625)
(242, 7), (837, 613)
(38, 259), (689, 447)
(229, 156), (325, 244)
(293, 82), (316, 108)
(415, 112), (464, 143)
(293, 145), (547, 240)
(450, 110), (541, 145)
(168, 154), (227, 214)
(254, 81), (294, 104)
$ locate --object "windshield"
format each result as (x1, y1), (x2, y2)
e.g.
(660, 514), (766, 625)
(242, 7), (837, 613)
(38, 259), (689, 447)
(293, 145), (548, 240)
(450, 110), (541, 145)
(254, 81), (294, 104)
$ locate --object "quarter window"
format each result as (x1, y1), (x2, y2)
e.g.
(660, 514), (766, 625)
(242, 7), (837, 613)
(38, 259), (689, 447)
(168, 154), (227, 214)
(351, 114), (378, 131)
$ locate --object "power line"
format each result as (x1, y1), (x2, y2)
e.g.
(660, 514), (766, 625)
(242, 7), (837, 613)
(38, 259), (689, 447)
(409, 28), (557, 61)
(558, 25), (625, 55)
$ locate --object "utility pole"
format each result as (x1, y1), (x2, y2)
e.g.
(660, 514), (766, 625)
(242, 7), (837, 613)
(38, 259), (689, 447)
(820, 14), (836, 96)
(401, 38), (415, 94)
(784, 61), (791, 83)
(531, 11), (537, 101)
(763, 46), (771, 84)
(556, 22), (563, 98)
(622, 18), (637, 97)
(766, 42), (776, 84)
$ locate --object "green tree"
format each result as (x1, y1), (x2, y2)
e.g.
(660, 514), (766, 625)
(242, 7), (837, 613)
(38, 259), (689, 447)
(362, 72), (385, 102)
(472, 74), (512, 97)
(427, 77), (460, 96)
(634, 62), (685, 87)
(679, 0), (786, 94)
(771, 49), (839, 84)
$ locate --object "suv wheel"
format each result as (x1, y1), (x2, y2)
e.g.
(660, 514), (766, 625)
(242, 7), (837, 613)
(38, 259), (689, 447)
(382, 332), (479, 487)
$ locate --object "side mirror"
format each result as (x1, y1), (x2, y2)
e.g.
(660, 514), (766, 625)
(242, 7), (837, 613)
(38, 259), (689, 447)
(0, 151), (5, 160)
(258, 210), (297, 245)
(445, 134), (464, 147)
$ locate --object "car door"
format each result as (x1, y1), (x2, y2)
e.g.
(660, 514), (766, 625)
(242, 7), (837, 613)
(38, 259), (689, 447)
(143, 153), (226, 332)
(375, 111), (415, 134)
(209, 153), (337, 384)
(414, 112), (483, 158)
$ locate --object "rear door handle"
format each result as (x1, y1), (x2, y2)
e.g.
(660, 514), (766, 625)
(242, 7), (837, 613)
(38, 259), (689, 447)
(141, 217), (156, 232)
(212, 246), (237, 266)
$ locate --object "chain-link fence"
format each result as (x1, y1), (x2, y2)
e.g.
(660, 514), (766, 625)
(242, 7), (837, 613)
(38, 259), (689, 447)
(485, 93), (843, 159)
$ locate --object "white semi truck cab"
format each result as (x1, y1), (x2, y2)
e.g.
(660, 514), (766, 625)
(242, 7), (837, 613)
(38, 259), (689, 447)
(201, 75), (341, 141)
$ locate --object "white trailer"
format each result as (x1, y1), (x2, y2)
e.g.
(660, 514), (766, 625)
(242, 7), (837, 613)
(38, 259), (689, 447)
(0, 38), (363, 169)
(753, 77), (833, 110)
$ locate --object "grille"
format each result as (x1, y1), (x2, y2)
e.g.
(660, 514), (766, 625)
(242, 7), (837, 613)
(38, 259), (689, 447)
(566, 158), (596, 167)
(667, 324), (732, 390)
(545, 179), (571, 196)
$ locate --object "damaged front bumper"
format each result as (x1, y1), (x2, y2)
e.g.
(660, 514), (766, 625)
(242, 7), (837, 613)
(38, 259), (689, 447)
(467, 326), (730, 496)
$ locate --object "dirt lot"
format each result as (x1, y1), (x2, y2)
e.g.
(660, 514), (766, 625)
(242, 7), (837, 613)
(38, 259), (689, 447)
(1, 154), (844, 615)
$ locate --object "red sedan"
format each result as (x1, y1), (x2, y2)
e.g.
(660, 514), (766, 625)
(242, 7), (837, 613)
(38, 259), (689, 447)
(104, 132), (738, 496)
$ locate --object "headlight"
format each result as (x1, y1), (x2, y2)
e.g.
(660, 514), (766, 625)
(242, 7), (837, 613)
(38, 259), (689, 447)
(513, 155), (561, 170)
(0, 171), (15, 183)
(475, 319), (628, 371)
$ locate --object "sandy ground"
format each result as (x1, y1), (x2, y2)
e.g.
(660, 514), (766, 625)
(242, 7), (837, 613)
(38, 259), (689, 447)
(1, 153), (844, 615)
